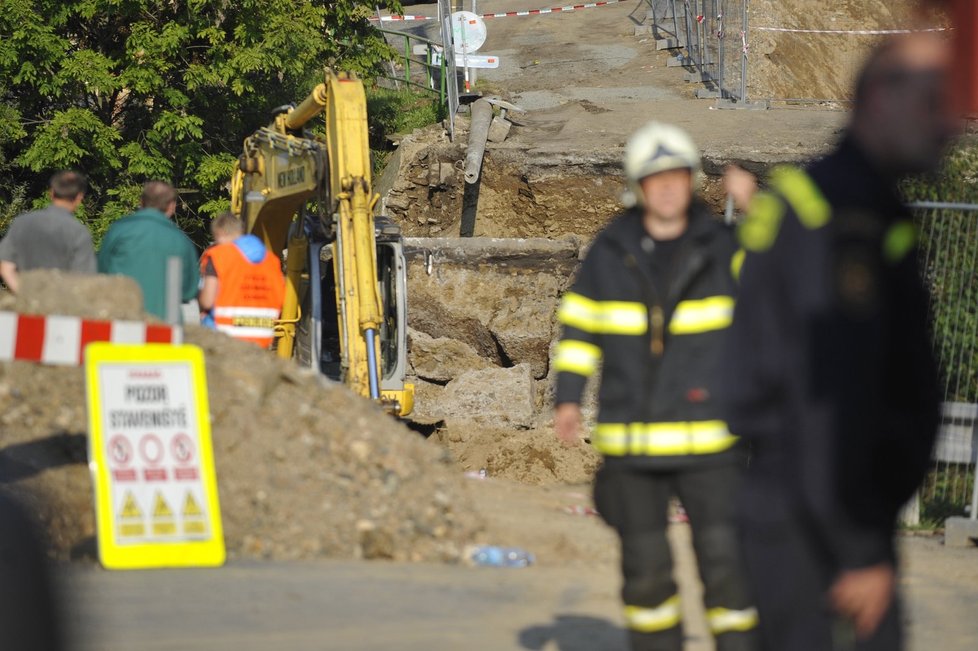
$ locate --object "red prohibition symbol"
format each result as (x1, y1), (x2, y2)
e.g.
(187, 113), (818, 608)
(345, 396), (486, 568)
(139, 433), (165, 466)
(107, 435), (132, 466)
(171, 433), (195, 465)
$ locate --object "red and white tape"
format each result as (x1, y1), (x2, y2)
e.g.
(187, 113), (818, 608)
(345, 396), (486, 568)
(754, 26), (948, 35)
(371, 1), (623, 22)
(0, 311), (182, 366)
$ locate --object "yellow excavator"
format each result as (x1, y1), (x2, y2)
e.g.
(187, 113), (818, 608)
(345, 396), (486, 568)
(230, 70), (414, 416)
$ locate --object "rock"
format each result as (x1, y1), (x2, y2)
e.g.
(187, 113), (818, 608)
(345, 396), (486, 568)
(408, 328), (491, 383)
(488, 272), (563, 379)
(428, 161), (456, 188)
(15, 270), (145, 320)
(439, 364), (537, 429)
(487, 116), (512, 143)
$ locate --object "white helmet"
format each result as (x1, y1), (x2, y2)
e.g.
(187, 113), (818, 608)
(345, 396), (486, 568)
(623, 122), (701, 207)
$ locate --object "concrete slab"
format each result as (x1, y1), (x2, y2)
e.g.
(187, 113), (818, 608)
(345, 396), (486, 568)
(944, 516), (978, 548)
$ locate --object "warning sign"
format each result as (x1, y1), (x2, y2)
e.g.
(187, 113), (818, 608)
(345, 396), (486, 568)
(85, 343), (225, 569)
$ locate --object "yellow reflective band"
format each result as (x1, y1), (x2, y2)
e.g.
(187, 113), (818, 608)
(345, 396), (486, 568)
(593, 421), (738, 456)
(707, 607), (760, 634)
(554, 340), (603, 377)
(669, 296), (735, 335)
(731, 248), (746, 281)
(738, 191), (785, 252)
(883, 220), (916, 264)
(625, 596), (682, 633)
(558, 292), (648, 335)
(770, 165), (831, 230)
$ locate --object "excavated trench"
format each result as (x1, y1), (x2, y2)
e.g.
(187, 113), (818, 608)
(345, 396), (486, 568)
(379, 123), (759, 483)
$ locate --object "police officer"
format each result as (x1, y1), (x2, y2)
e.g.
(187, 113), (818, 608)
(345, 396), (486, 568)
(554, 122), (758, 651)
(721, 34), (955, 650)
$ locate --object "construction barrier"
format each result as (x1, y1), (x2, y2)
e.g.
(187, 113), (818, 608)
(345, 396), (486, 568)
(0, 311), (181, 366)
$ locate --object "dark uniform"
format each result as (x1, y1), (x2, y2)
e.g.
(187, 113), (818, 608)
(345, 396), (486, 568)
(554, 205), (758, 651)
(722, 137), (940, 650)
(0, 493), (64, 651)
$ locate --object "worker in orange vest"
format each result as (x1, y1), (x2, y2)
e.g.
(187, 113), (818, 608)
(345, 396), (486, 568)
(198, 212), (285, 348)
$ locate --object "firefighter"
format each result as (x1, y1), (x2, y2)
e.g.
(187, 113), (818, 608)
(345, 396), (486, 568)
(553, 122), (758, 651)
(198, 212), (285, 348)
(721, 34), (954, 650)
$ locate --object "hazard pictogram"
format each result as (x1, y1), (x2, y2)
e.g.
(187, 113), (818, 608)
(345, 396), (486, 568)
(152, 492), (174, 519)
(171, 433), (195, 465)
(182, 491), (203, 518)
(120, 492), (142, 519)
(108, 435), (133, 466)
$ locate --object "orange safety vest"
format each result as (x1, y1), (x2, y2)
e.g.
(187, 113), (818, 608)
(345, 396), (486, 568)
(200, 241), (285, 348)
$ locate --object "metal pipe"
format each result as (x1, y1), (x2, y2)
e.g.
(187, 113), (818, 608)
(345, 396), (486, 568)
(740, 0), (749, 102)
(165, 256), (182, 325)
(365, 328), (381, 400)
(463, 98), (493, 184)
(910, 201), (978, 211)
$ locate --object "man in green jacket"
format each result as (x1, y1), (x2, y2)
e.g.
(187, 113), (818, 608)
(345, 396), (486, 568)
(98, 181), (199, 322)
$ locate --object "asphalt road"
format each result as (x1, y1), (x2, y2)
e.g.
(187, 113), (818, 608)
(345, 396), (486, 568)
(58, 534), (978, 651)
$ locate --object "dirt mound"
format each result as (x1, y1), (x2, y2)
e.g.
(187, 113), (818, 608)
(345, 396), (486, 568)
(434, 427), (601, 486)
(0, 273), (481, 563)
(750, 0), (920, 101)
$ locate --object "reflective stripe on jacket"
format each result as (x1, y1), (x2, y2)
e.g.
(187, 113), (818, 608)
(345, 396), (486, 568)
(553, 205), (741, 467)
(200, 241), (285, 348)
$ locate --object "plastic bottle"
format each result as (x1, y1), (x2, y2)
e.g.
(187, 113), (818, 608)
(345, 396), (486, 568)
(467, 545), (535, 568)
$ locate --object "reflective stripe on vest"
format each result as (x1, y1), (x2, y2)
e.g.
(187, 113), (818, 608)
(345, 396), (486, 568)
(707, 606), (760, 634)
(558, 292), (648, 335)
(213, 306), (278, 343)
(738, 165), (832, 253)
(769, 165), (832, 229)
(553, 339), (602, 377)
(624, 596), (682, 633)
(668, 296), (735, 335)
(593, 420), (737, 456)
(883, 219), (916, 264)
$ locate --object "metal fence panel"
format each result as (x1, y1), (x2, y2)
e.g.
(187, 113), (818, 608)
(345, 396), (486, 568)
(915, 204), (978, 523)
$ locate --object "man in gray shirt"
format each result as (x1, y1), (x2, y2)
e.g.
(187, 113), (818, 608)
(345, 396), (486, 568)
(0, 171), (97, 293)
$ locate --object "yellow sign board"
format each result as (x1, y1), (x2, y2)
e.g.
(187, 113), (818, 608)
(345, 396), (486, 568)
(85, 343), (225, 569)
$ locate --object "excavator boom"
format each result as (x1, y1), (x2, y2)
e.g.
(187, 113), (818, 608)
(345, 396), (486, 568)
(230, 70), (414, 416)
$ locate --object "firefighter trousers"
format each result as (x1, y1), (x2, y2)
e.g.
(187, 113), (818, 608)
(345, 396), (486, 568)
(594, 462), (759, 651)
(741, 517), (902, 651)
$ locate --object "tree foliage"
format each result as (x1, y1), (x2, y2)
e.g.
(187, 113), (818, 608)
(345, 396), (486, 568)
(0, 0), (401, 245)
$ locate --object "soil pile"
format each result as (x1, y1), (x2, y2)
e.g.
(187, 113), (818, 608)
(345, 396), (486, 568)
(749, 0), (920, 101)
(0, 272), (481, 562)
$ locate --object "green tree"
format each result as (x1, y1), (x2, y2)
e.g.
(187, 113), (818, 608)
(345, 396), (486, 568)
(0, 0), (401, 246)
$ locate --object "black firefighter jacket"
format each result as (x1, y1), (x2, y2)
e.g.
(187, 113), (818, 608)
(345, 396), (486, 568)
(720, 137), (941, 570)
(554, 204), (742, 469)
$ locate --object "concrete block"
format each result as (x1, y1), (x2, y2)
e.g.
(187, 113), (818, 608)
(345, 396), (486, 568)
(656, 37), (684, 50)
(487, 116), (512, 143)
(666, 56), (689, 68)
(695, 89), (721, 99)
(634, 25), (652, 37)
(945, 516), (978, 547)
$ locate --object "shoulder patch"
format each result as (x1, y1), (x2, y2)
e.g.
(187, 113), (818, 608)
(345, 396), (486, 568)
(883, 220), (916, 264)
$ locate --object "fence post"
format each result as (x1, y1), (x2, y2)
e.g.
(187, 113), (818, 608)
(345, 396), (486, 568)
(404, 36), (411, 85)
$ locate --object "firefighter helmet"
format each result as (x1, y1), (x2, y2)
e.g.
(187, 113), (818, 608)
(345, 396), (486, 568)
(623, 122), (701, 206)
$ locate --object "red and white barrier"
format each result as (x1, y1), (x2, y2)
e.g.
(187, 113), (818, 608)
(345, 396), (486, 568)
(370, 1), (624, 22)
(0, 312), (182, 366)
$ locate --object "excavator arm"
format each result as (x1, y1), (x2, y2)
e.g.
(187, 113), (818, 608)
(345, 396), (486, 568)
(230, 70), (413, 416)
